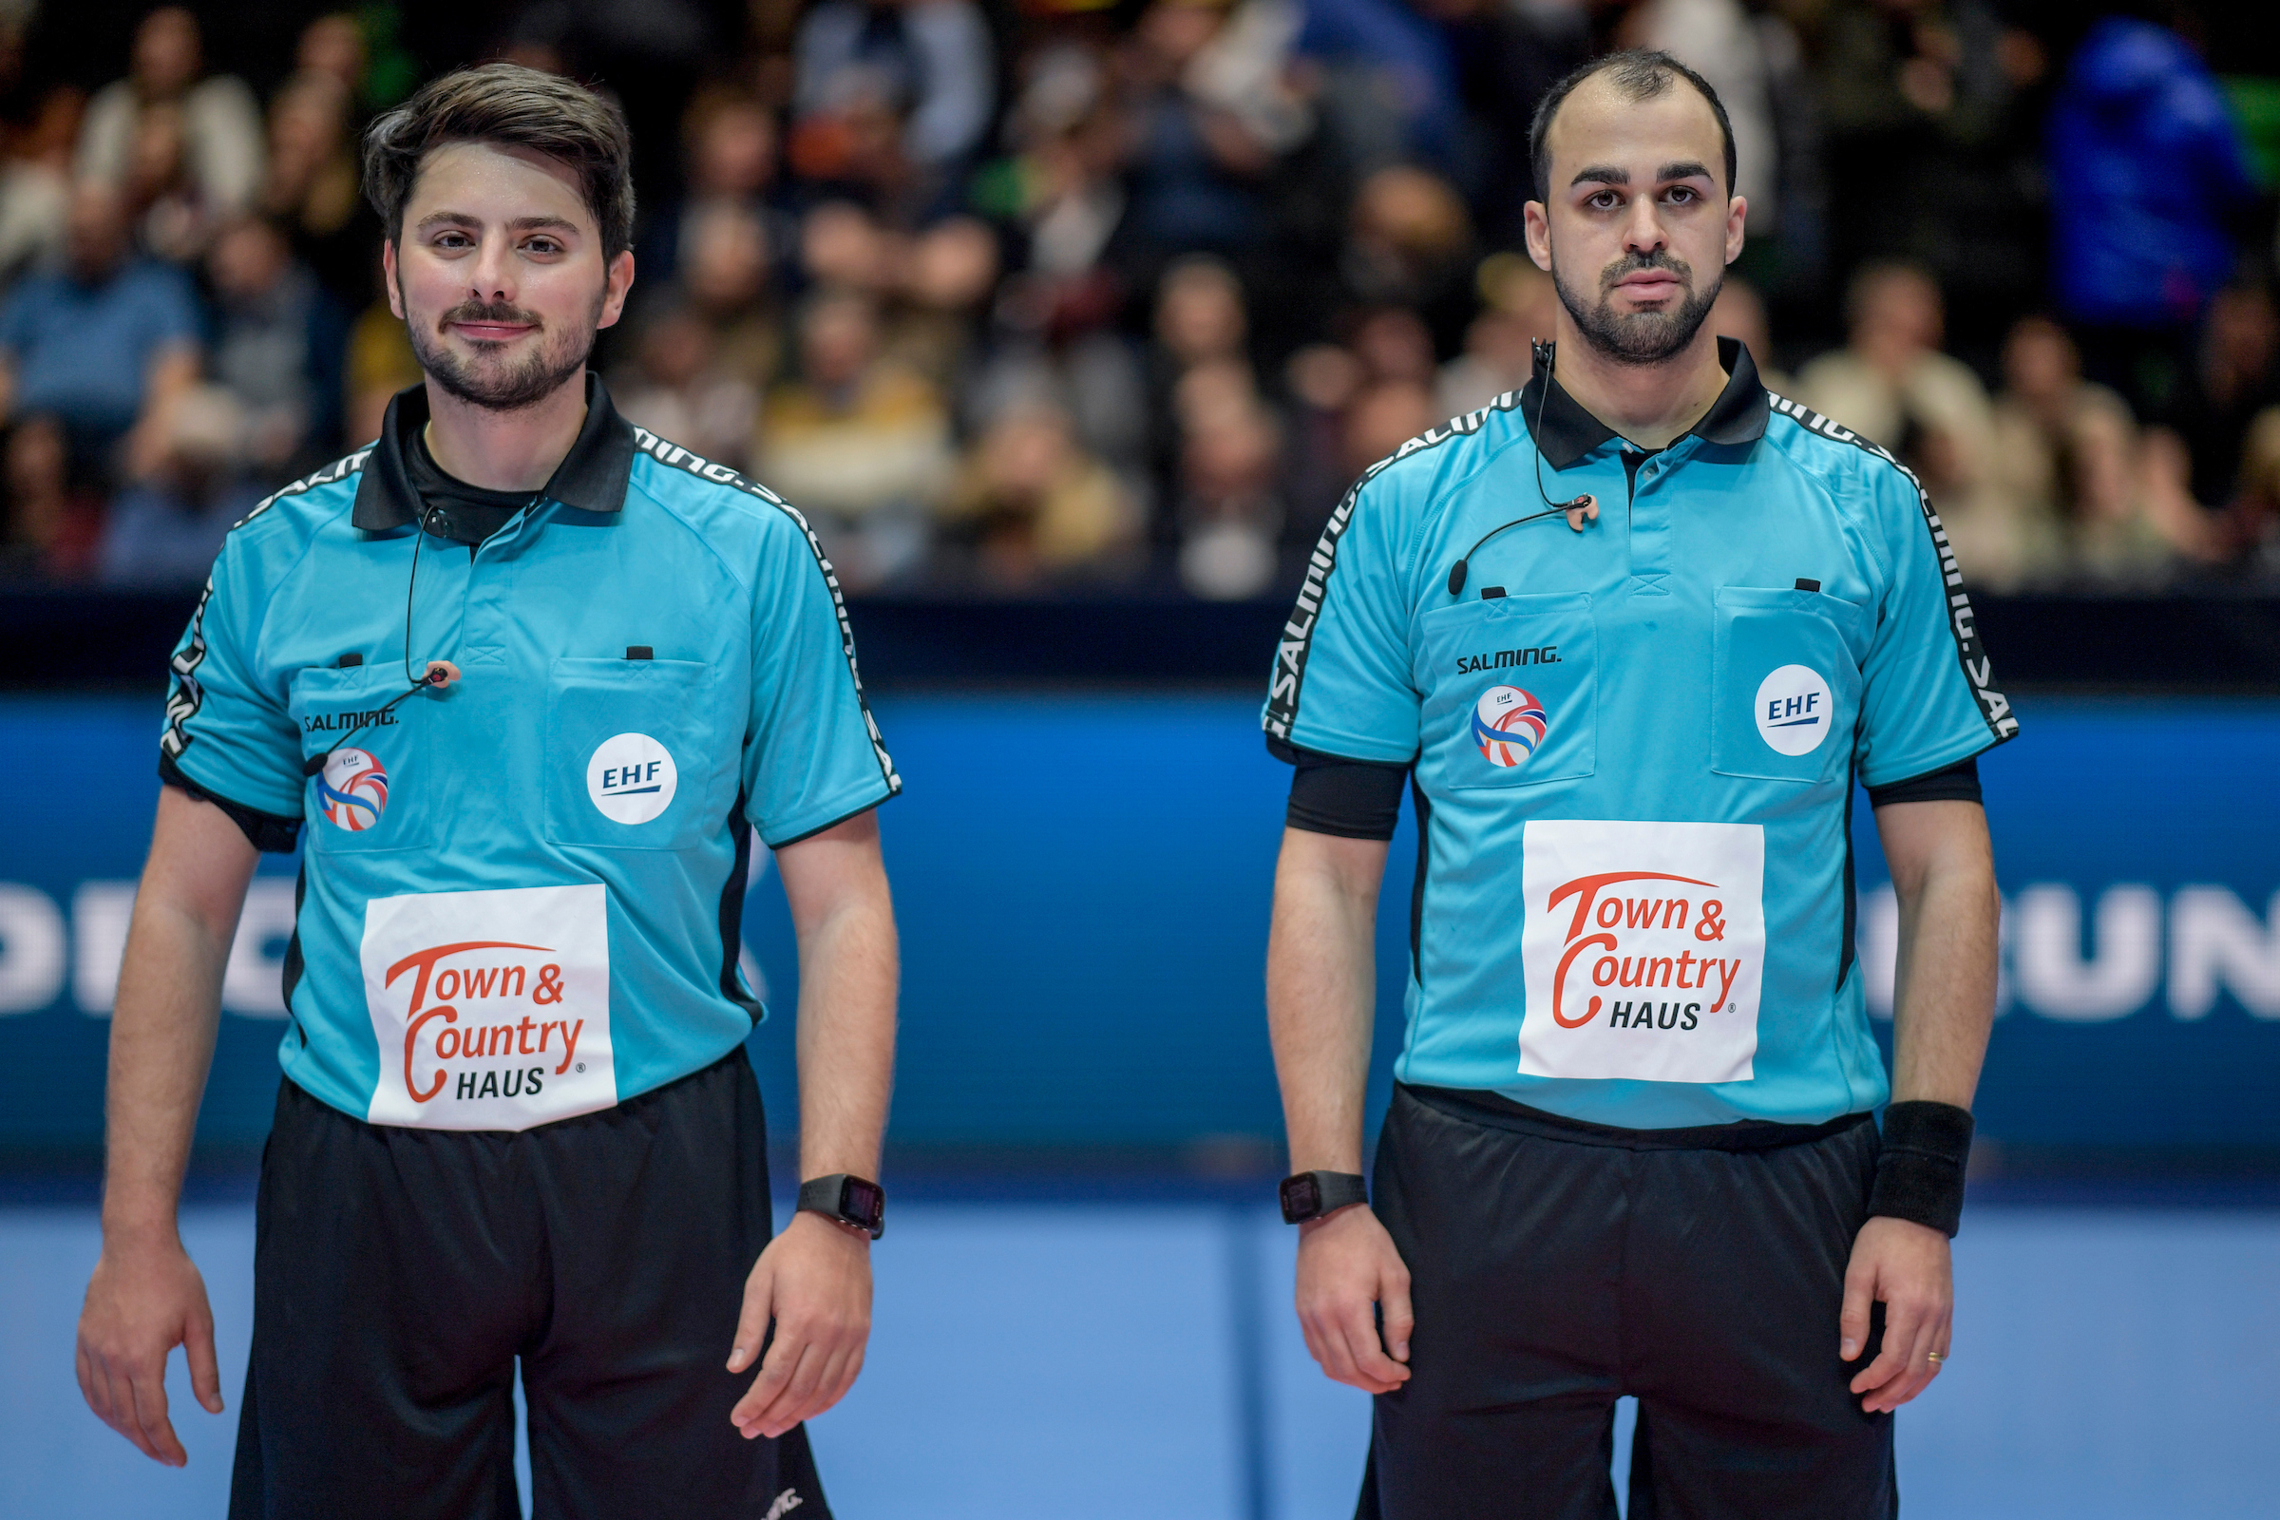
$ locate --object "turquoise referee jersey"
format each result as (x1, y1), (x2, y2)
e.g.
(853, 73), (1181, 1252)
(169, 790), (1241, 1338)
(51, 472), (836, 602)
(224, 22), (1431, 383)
(160, 378), (900, 1130)
(1266, 340), (2014, 1128)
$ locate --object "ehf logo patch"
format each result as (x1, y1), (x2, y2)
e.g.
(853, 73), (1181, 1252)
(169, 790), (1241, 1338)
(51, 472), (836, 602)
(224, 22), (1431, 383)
(586, 732), (678, 824)
(319, 748), (389, 831)
(1753, 664), (1833, 756)
(1472, 685), (1548, 768)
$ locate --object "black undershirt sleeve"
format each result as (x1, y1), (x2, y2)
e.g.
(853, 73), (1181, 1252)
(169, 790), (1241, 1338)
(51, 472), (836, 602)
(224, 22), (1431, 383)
(1865, 755), (1982, 809)
(1282, 746), (1412, 841)
(158, 753), (304, 853)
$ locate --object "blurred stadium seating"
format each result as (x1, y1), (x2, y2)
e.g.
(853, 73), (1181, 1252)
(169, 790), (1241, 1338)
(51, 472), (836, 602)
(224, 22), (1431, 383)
(3, 3), (2277, 1516)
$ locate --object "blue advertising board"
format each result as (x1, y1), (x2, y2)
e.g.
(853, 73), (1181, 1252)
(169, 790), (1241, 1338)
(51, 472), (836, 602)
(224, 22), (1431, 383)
(0, 694), (2274, 1153)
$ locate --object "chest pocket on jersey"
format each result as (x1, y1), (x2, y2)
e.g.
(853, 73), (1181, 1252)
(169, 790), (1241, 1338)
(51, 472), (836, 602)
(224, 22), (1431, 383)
(1711, 586), (1866, 783)
(544, 658), (726, 850)
(1420, 592), (1596, 790)
(291, 666), (438, 854)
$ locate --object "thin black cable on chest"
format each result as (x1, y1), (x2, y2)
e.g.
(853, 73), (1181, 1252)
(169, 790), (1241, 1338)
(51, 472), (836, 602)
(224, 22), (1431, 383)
(1446, 340), (1601, 598)
(300, 497), (534, 778)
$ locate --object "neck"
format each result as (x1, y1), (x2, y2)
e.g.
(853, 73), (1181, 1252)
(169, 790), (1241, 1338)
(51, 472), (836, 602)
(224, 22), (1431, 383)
(421, 371), (588, 492)
(1551, 317), (1728, 452)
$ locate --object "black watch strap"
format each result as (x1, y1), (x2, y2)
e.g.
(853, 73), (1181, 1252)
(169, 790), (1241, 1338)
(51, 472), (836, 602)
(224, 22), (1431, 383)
(1280, 1170), (1369, 1224)
(797, 1173), (886, 1239)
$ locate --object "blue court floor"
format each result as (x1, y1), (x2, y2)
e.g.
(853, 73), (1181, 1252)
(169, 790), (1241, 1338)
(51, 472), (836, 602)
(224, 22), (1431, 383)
(3, 1196), (2273, 1520)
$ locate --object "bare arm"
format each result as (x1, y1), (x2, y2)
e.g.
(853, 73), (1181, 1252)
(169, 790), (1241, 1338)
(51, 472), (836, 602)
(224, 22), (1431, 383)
(77, 786), (261, 1465)
(1843, 799), (1998, 1412)
(729, 808), (898, 1439)
(1267, 826), (1413, 1394)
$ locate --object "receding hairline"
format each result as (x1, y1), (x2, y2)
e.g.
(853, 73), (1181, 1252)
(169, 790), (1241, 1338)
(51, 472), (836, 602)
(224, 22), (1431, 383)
(1542, 75), (1729, 192)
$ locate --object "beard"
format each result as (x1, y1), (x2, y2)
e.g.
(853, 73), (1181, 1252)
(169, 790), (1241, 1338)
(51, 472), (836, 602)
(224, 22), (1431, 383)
(1551, 248), (1720, 367)
(405, 288), (602, 412)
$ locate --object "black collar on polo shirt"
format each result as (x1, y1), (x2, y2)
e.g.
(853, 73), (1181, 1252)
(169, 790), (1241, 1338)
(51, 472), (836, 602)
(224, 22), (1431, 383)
(1520, 335), (1770, 470)
(352, 371), (637, 544)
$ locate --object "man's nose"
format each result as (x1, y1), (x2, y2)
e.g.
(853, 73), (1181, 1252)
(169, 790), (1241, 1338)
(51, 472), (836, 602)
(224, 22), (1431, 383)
(1621, 195), (1668, 254)
(469, 234), (519, 302)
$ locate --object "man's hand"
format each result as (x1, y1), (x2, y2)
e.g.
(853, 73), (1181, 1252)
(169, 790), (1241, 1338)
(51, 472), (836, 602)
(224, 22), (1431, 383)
(728, 1210), (873, 1439)
(1841, 1215), (1952, 1413)
(1296, 1204), (1413, 1394)
(75, 1233), (225, 1466)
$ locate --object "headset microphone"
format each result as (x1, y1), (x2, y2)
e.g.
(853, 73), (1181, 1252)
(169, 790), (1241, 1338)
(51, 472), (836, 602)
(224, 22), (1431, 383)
(1446, 341), (1600, 597)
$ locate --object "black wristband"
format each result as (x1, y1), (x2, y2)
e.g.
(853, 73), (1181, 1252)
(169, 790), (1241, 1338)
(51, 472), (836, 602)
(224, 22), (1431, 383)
(1866, 1101), (1974, 1237)
(1280, 1170), (1369, 1224)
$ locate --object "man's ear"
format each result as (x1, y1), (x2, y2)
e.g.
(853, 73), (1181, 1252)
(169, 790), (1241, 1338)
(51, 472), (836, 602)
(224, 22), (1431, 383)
(597, 249), (636, 331)
(1523, 201), (1553, 274)
(382, 240), (404, 321)
(1723, 195), (1748, 267)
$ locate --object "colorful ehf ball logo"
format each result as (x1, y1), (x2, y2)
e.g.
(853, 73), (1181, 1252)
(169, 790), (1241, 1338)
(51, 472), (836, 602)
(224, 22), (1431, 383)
(1472, 685), (1548, 767)
(319, 748), (389, 831)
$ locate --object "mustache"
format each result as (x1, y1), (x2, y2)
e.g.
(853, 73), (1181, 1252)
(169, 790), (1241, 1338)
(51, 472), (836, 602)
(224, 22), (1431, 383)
(439, 300), (544, 334)
(1598, 251), (1692, 290)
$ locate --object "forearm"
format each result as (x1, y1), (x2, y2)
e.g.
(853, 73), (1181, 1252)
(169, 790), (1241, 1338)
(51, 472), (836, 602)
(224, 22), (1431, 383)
(102, 901), (230, 1244)
(1267, 829), (1387, 1174)
(1884, 805), (1998, 1107)
(792, 887), (897, 1180)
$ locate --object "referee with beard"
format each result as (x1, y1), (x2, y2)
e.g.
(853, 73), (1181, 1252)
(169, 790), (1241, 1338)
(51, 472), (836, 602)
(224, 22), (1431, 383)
(1263, 53), (2011, 1518)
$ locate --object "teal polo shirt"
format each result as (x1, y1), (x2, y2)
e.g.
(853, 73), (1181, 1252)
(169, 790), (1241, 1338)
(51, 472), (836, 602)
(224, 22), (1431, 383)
(1266, 340), (2015, 1128)
(160, 377), (900, 1131)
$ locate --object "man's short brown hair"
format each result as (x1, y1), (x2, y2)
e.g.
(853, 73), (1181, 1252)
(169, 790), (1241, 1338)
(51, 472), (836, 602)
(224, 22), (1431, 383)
(363, 62), (635, 260)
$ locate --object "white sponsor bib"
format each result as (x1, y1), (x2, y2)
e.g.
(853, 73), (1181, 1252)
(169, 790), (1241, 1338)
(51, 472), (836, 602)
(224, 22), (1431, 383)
(1518, 820), (1764, 1084)
(361, 884), (617, 1129)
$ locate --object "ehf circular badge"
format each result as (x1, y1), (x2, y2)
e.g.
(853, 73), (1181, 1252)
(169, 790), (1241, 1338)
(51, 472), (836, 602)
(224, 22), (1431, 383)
(319, 748), (390, 831)
(1472, 685), (1548, 767)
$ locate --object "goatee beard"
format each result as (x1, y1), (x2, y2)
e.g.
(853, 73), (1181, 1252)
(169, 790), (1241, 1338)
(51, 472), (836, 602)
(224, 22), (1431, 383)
(1552, 250), (1720, 367)
(408, 296), (599, 412)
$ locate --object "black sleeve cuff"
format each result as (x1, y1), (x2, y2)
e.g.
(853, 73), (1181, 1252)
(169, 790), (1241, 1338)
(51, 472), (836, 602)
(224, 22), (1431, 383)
(158, 753), (303, 853)
(1280, 745), (1411, 841)
(1866, 755), (1982, 809)
(1866, 1100), (1974, 1237)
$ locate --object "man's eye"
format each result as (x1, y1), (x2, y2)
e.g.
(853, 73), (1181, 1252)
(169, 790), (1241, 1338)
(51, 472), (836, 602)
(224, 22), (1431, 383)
(434, 232), (472, 249)
(524, 239), (562, 255)
(1588, 191), (1619, 210)
(1666, 187), (1697, 205)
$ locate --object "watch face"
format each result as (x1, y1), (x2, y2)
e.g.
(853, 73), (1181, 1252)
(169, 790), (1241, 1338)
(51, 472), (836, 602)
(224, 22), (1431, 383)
(1280, 1174), (1320, 1218)
(845, 1179), (884, 1226)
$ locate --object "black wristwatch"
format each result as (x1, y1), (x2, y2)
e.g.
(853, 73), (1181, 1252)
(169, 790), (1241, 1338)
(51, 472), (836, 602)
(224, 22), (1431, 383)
(797, 1174), (886, 1240)
(1279, 1170), (1369, 1224)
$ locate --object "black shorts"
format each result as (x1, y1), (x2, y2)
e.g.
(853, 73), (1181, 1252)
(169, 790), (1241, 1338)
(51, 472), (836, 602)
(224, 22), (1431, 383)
(229, 1048), (829, 1520)
(1359, 1083), (1895, 1520)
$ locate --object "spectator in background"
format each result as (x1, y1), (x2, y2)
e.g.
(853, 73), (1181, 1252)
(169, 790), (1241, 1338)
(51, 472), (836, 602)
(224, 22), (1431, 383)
(2055, 398), (2209, 588)
(939, 399), (1144, 587)
(1148, 254), (1256, 505)
(1113, 0), (1284, 276)
(609, 303), (762, 469)
(343, 247), (419, 447)
(1709, 276), (1793, 393)
(1, 414), (103, 579)
(75, 7), (262, 257)
(259, 67), (376, 310)
(755, 288), (954, 588)
(643, 87), (793, 289)
(1339, 165), (1474, 352)
(95, 383), (261, 587)
(885, 214), (998, 392)
(2219, 407), (2280, 578)
(1973, 315), (2086, 587)
(1817, 0), (2039, 352)
(2153, 281), (2280, 510)
(1177, 380), (1284, 598)
(679, 198), (785, 388)
(206, 216), (346, 476)
(0, 182), (199, 489)
(1288, 0), (1464, 174)
(790, 0), (995, 219)
(1795, 261), (1994, 525)
(0, 87), (78, 286)
(2047, 16), (2255, 414)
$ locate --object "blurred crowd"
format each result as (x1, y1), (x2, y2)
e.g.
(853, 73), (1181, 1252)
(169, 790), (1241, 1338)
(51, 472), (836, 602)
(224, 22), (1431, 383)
(1, 0), (2277, 597)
